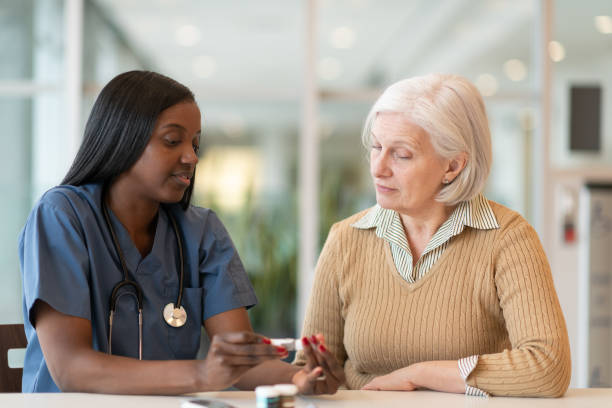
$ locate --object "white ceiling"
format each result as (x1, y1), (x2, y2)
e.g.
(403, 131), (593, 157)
(94, 0), (611, 104)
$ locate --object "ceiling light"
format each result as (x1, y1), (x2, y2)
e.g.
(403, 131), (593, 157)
(192, 56), (216, 79)
(175, 25), (200, 47)
(548, 41), (566, 62)
(330, 26), (355, 49)
(475, 74), (498, 97)
(594, 16), (612, 34)
(317, 57), (342, 80)
(503, 59), (527, 82)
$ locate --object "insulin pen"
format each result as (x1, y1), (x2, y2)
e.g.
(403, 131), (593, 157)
(269, 338), (304, 351)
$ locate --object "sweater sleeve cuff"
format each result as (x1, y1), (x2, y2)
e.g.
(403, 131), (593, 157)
(458, 355), (490, 397)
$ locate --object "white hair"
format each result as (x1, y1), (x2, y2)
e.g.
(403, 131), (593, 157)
(362, 73), (492, 205)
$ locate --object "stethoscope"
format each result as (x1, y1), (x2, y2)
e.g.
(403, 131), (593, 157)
(102, 197), (187, 360)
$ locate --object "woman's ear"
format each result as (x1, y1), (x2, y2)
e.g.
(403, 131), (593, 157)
(443, 152), (468, 183)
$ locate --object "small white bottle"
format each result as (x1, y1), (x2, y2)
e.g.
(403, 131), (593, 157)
(255, 385), (280, 408)
(274, 384), (298, 408)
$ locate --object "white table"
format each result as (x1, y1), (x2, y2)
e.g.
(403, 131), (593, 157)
(1, 389), (611, 407)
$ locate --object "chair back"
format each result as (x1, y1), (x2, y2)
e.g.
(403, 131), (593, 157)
(0, 324), (26, 392)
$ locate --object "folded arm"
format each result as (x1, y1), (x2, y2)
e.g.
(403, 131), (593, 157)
(364, 221), (571, 397)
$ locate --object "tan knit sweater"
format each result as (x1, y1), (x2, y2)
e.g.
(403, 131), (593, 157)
(295, 201), (571, 397)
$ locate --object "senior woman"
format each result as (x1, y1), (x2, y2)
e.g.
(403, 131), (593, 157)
(295, 74), (571, 397)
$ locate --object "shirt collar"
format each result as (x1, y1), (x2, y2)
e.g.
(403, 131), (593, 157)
(352, 194), (499, 252)
(447, 193), (500, 233)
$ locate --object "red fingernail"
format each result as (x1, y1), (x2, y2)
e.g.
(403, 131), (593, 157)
(311, 335), (318, 344)
(319, 344), (326, 352)
(276, 346), (287, 353)
(262, 338), (271, 344)
(302, 337), (310, 345)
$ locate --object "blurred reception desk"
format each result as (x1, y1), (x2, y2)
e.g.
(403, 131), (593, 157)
(2, 389), (612, 407)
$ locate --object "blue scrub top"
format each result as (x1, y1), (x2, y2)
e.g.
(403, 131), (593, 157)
(18, 183), (258, 392)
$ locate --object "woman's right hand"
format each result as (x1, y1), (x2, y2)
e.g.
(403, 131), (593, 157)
(198, 331), (287, 390)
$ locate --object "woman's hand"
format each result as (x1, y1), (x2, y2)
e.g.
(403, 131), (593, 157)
(362, 361), (465, 393)
(292, 334), (345, 394)
(198, 332), (287, 390)
(362, 366), (418, 391)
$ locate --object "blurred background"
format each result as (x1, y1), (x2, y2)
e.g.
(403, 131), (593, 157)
(1, 0), (611, 388)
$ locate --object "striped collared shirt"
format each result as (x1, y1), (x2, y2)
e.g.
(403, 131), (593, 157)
(351, 193), (499, 283)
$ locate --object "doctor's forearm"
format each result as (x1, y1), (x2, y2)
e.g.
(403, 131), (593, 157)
(56, 350), (206, 394)
(34, 300), (213, 394)
(235, 360), (300, 390)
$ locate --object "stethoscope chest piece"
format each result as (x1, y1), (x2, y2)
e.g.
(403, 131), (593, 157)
(163, 302), (187, 327)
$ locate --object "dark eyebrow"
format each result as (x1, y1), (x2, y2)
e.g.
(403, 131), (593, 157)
(161, 123), (187, 131)
(161, 124), (202, 136)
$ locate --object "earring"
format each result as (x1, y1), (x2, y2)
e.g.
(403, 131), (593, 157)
(443, 178), (450, 184)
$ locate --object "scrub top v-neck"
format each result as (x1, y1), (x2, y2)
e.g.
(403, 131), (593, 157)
(19, 183), (258, 392)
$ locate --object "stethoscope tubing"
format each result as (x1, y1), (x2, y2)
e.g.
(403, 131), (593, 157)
(101, 192), (185, 359)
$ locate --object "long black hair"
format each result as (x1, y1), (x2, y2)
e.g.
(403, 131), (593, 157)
(62, 70), (196, 209)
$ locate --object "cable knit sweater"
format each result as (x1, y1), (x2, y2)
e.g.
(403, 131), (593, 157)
(295, 200), (571, 397)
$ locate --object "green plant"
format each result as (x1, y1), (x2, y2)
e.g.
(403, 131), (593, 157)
(194, 159), (371, 338)
(197, 186), (298, 337)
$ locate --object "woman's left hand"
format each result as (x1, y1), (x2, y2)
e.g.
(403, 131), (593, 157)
(292, 334), (345, 394)
(362, 366), (418, 391)
(362, 361), (465, 393)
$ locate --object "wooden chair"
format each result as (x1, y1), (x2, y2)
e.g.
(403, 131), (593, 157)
(0, 324), (27, 392)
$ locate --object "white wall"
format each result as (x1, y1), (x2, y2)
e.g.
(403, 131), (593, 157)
(548, 52), (612, 387)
